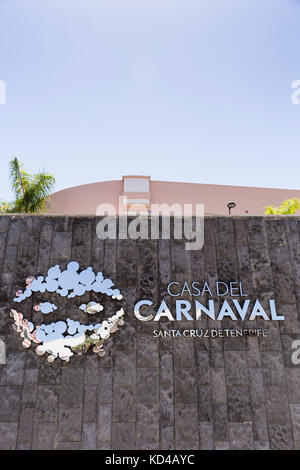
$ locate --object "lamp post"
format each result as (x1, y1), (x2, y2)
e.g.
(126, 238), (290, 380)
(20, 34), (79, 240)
(227, 201), (236, 215)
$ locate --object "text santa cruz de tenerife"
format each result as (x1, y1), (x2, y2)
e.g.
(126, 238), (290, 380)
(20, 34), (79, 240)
(133, 281), (284, 338)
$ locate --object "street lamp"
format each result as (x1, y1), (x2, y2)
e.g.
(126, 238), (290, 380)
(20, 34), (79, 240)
(227, 201), (236, 215)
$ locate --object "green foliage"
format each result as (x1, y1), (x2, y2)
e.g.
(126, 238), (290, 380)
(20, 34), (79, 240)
(9, 158), (32, 198)
(0, 158), (55, 214)
(0, 201), (16, 213)
(265, 198), (300, 215)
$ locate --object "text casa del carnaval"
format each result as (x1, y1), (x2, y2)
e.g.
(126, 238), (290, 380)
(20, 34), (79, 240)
(133, 280), (284, 338)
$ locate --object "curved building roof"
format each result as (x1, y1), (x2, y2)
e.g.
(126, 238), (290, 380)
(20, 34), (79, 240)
(46, 176), (300, 216)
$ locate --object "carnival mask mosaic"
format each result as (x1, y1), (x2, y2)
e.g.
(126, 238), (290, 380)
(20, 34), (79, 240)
(10, 261), (125, 362)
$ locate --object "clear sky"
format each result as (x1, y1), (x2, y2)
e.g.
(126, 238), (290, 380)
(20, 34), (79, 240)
(0, 0), (300, 201)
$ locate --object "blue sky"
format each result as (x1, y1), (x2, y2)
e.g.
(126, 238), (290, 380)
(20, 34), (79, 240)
(0, 0), (300, 201)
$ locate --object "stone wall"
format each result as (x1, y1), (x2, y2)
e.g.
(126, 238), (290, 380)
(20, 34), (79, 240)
(0, 215), (300, 450)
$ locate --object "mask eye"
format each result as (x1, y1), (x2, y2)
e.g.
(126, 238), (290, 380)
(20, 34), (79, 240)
(34, 302), (57, 314)
(79, 302), (104, 314)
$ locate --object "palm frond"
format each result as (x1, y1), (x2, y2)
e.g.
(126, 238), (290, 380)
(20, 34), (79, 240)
(9, 158), (31, 198)
(21, 171), (55, 213)
(2, 159), (55, 214)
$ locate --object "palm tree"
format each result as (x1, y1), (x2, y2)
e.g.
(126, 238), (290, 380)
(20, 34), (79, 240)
(0, 158), (55, 213)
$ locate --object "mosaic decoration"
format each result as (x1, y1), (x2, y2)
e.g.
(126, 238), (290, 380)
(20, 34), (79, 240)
(10, 310), (40, 348)
(79, 302), (104, 314)
(34, 302), (57, 314)
(13, 261), (123, 302)
(11, 262), (125, 362)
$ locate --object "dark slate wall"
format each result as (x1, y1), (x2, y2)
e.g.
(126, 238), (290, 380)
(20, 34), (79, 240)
(0, 215), (300, 450)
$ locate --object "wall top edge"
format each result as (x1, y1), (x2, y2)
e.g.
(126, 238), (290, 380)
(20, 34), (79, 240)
(0, 214), (300, 220)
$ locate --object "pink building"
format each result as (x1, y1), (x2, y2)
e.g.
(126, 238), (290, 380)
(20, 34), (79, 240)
(46, 176), (300, 216)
